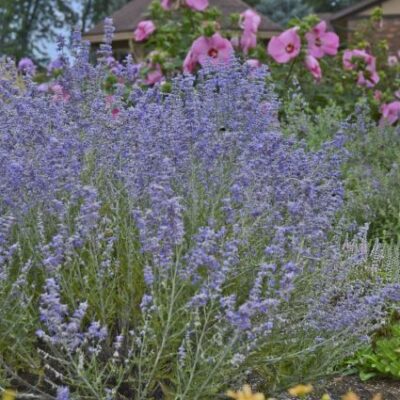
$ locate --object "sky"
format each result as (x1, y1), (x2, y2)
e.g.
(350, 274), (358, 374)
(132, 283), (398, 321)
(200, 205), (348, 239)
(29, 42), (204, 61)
(41, 0), (81, 60)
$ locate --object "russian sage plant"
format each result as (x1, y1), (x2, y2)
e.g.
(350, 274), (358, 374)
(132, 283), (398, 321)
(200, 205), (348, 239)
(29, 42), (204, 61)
(0, 28), (398, 399)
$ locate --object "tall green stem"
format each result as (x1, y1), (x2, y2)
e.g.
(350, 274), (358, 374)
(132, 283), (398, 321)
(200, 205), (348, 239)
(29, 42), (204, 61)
(285, 58), (298, 86)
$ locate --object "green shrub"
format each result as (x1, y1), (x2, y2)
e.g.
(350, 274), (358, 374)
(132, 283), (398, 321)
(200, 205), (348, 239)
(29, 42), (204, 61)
(352, 321), (400, 381)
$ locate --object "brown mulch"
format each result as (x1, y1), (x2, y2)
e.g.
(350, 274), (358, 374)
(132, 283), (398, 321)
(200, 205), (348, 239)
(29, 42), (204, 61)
(279, 375), (400, 400)
(319, 375), (400, 400)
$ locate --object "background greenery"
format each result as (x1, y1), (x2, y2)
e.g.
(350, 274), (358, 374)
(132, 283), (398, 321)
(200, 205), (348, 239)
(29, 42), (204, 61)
(0, 0), (361, 61)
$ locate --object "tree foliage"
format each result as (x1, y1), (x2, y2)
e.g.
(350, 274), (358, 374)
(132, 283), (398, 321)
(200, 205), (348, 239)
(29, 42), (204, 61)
(0, 0), (131, 61)
(0, 0), (76, 60)
(305, 0), (360, 12)
(256, 0), (313, 26)
(80, 0), (132, 33)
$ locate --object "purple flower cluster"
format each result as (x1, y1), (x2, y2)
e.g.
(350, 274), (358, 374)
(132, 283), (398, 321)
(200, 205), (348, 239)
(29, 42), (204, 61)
(1, 37), (344, 338)
(56, 386), (70, 400)
(37, 278), (107, 351)
(17, 57), (36, 75)
(119, 62), (345, 341)
(98, 17), (115, 62)
(1, 26), (395, 396)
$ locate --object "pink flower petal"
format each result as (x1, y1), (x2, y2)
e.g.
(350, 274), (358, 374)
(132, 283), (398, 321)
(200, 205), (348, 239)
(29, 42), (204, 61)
(380, 101), (400, 125)
(267, 28), (301, 64)
(305, 55), (322, 81)
(320, 32), (339, 56)
(191, 33), (233, 66)
(239, 9), (261, 33)
(240, 30), (257, 54)
(161, 0), (172, 10)
(183, 50), (198, 73)
(185, 0), (208, 11)
(146, 64), (163, 85)
(313, 20), (327, 35)
(134, 20), (156, 42)
(306, 21), (339, 58)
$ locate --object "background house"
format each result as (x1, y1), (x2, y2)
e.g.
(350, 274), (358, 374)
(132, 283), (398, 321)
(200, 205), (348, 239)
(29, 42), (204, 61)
(327, 0), (400, 53)
(83, 0), (281, 59)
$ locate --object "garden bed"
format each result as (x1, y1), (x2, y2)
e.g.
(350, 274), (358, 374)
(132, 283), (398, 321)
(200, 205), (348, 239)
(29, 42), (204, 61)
(3, 14), (400, 397)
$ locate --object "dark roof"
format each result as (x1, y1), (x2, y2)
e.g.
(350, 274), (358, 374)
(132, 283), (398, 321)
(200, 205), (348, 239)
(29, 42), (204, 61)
(316, 12), (333, 20)
(328, 0), (389, 21)
(85, 0), (281, 36)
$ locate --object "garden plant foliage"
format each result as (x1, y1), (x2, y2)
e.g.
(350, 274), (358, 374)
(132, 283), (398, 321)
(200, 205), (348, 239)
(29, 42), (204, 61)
(1, 25), (400, 400)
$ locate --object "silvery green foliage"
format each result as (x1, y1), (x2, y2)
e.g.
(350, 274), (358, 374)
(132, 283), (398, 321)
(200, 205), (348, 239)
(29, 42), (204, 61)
(0, 26), (396, 399)
(306, 225), (400, 334)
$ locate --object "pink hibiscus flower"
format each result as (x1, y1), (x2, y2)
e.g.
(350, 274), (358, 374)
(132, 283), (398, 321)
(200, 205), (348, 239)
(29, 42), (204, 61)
(50, 84), (70, 102)
(240, 31), (257, 54)
(305, 55), (322, 81)
(146, 64), (164, 85)
(380, 101), (400, 125)
(133, 20), (156, 42)
(189, 33), (233, 66)
(161, 0), (172, 10)
(239, 10), (260, 53)
(343, 49), (376, 70)
(343, 49), (379, 88)
(357, 68), (379, 88)
(185, 0), (208, 11)
(305, 21), (339, 58)
(183, 50), (197, 73)
(111, 108), (120, 118)
(239, 9), (261, 33)
(267, 28), (301, 64)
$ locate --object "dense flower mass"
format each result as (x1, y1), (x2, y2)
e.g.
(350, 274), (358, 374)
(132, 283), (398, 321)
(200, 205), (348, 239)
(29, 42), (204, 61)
(0, 23), (398, 398)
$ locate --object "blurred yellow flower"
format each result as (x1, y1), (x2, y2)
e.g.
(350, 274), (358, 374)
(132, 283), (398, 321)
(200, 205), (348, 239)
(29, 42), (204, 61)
(288, 384), (313, 397)
(342, 391), (360, 400)
(2, 389), (16, 400)
(321, 394), (331, 400)
(226, 384), (265, 400)
(371, 394), (383, 400)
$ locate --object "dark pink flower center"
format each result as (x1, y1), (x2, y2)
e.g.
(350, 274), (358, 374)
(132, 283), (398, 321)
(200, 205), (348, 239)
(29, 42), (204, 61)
(286, 43), (295, 53)
(208, 48), (219, 58)
(315, 38), (322, 47)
